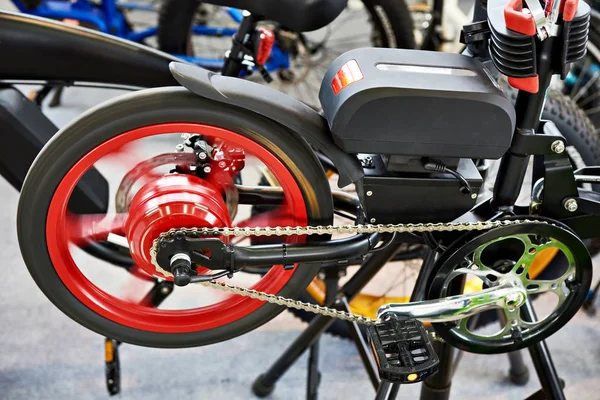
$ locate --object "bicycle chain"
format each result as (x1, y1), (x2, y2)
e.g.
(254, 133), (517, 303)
(150, 219), (539, 341)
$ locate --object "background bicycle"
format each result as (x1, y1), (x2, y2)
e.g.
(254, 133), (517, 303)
(11, 0), (415, 107)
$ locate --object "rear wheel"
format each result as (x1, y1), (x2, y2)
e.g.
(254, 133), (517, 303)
(17, 87), (333, 348)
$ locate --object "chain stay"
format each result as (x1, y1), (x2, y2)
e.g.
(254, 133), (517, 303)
(150, 219), (542, 341)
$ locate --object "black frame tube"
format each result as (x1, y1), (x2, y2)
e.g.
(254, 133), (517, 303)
(492, 39), (557, 210)
(522, 301), (566, 400)
(232, 233), (378, 268)
(222, 11), (261, 77)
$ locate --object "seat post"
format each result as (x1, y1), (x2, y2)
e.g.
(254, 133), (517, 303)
(222, 10), (261, 77)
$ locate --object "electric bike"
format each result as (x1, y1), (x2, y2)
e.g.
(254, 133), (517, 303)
(15, 0), (597, 395)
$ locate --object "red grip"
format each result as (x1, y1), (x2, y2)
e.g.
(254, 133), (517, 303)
(508, 76), (539, 93)
(561, 0), (579, 21)
(504, 0), (536, 36)
(255, 28), (275, 66)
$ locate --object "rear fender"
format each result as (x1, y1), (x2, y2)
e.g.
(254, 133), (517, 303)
(169, 62), (363, 187)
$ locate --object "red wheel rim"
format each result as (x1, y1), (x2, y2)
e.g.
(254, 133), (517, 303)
(46, 123), (307, 333)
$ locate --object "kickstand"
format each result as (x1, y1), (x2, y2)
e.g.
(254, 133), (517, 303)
(306, 267), (343, 400)
(102, 279), (174, 396)
(105, 338), (121, 396)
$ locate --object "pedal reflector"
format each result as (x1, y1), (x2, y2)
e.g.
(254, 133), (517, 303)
(368, 315), (439, 383)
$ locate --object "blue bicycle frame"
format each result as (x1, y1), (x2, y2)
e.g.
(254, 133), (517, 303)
(12, 0), (291, 72)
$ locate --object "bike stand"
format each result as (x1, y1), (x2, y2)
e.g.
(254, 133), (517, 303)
(306, 268), (341, 400)
(252, 242), (567, 400)
(103, 279), (174, 396)
(252, 237), (405, 398)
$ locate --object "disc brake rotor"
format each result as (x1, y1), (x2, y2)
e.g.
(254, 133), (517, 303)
(115, 152), (238, 218)
(427, 220), (592, 354)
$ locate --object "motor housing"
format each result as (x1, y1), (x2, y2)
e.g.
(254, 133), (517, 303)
(125, 174), (231, 278)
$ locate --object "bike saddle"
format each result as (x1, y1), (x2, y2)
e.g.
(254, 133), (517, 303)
(204, 0), (348, 32)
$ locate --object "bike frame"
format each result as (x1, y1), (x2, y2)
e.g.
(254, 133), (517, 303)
(169, 0), (600, 271)
(12, 0), (292, 72)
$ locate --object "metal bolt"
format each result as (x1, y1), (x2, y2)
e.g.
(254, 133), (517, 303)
(551, 140), (565, 154)
(361, 156), (374, 168)
(563, 198), (578, 212)
(198, 152), (208, 160)
(218, 161), (227, 168)
(203, 165), (212, 174)
(470, 193), (477, 199)
(471, 264), (479, 271)
(366, 191), (373, 197)
(505, 292), (523, 308)
(160, 286), (170, 295)
(370, 218), (376, 223)
(175, 144), (185, 152)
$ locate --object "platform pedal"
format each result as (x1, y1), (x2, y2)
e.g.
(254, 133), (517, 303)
(367, 315), (439, 384)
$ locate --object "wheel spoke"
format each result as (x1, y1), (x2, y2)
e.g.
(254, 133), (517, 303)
(572, 71), (600, 103)
(102, 142), (149, 173)
(234, 207), (294, 229)
(442, 264), (502, 289)
(510, 235), (554, 276)
(66, 212), (127, 245)
(525, 277), (571, 303)
(578, 86), (600, 107)
(498, 305), (534, 336)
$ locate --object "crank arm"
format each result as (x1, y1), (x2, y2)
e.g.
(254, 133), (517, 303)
(574, 175), (600, 183)
(376, 283), (527, 323)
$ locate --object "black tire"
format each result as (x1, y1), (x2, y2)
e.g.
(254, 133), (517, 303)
(500, 83), (600, 175)
(157, 0), (199, 55)
(544, 88), (600, 175)
(543, 89), (600, 254)
(157, 0), (415, 57)
(17, 87), (334, 348)
(289, 85), (600, 340)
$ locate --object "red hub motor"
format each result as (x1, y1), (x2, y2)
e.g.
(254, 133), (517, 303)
(125, 174), (231, 280)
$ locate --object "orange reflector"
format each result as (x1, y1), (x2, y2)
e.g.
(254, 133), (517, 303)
(105, 339), (114, 363)
(407, 373), (418, 382)
(62, 18), (80, 26)
(331, 60), (364, 95)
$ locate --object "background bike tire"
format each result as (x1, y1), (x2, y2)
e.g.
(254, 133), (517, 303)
(157, 0), (416, 58)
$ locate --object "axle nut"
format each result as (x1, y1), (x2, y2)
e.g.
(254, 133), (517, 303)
(563, 198), (578, 213)
(551, 140), (565, 154)
(505, 292), (525, 308)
